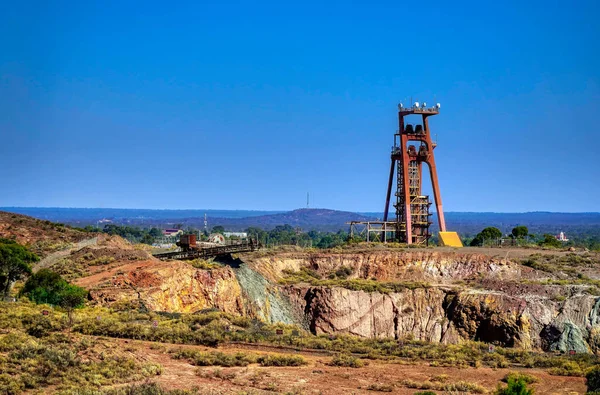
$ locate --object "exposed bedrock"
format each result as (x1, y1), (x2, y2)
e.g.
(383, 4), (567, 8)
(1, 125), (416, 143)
(81, 249), (600, 353)
(85, 261), (246, 314)
(284, 284), (600, 352)
(247, 251), (600, 353)
(245, 250), (529, 283)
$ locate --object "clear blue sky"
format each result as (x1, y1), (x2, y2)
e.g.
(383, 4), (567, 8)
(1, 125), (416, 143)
(1, 0), (598, 212)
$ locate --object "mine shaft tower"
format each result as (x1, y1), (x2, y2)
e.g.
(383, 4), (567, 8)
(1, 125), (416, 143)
(383, 102), (445, 245)
(347, 102), (462, 246)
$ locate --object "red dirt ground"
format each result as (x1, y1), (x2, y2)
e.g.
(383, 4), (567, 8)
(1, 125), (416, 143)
(107, 338), (587, 395)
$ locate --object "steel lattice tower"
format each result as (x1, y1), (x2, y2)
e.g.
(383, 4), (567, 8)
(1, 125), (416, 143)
(383, 103), (446, 244)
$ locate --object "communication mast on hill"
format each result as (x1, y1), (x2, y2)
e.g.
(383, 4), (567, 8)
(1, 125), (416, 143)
(348, 101), (462, 247)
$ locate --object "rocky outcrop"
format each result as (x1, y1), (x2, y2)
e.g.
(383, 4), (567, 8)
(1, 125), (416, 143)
(284, 283), (600, 352)
(540, 296), (600, 353)
(247, 250), (532, 283)
(79, 248), (600, 353)
(234, 264), (302, 325)
(286, 285), (458, 342)
(83, 260), (245, 314)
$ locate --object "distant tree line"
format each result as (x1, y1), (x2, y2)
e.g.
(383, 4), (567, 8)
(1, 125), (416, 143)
(467, 225), (589, 249)
(101, 224), (163, 244)
(243, 225), (350, 249)
(76, 222), (600, 251)
(76, 223), (355, 249)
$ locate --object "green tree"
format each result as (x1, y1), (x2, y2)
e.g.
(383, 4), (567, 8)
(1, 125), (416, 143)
(481, 227), (502, 240)
(58, 284), (88, 325)
(19, 269), (65, 305)
(511, 226), (529, 239)
(212, 226), (225, 234)
(20, 269), (88, 325)
(0, 238), (39, 297)
(539, 234), (561, 248)
(246, 227), (267, 244)
(149, 228), (163, 238)
(140, 234), (155, 245)
(470, 227), (502, 246)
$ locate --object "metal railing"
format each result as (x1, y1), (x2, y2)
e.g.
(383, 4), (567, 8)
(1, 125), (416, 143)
(152, 239), (259, 261)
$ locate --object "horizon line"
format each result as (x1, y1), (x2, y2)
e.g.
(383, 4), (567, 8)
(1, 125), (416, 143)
(2, 206), (599, 215)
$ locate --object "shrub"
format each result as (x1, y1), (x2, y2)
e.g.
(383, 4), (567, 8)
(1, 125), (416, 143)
(95, 381), (200, 394)
(448, 381), (486, 393)
(402, 378), (485, 393)
(327, 353), (366, 368)
(188, 259), (223, 270)
(279, 272), (430, 293)
(142, 363), (163, 376)
(548, 360), (583, 376)
(495, 377), (534, 395)
(587, 365), (600, 392)
(332, 265), (353, 279)
(0, 373), (25, 394)
(170, 349), (256, 367)
(502, 372), (538, 384)
(257, 354), (306, 367)
(21, 314), (64, 338)
(430, 374), (449, 383)
(367, 383), (394, 392)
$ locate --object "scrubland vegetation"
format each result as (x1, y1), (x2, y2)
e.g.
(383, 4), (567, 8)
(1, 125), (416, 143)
(520, 252), (600, 295)
(522, 252), (598, 274)
(70, 308), (600, 377)
(279, 266), (431, 293)
(327, 353), (366, 368)
(2, 300), (598, 382)
(169, 348), (306, 367)
(401, 377), (486, 393)
(186, 258), (223, 270)
(0, 326), (161, 394)
(89, 382), (199, 395)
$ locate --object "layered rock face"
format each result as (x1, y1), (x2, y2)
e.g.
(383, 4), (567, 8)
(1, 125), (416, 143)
(248, 250), (600, 353)
(78, 247), (600, 353)
(247, 250), (528, 283)
(287, 285), (598, 352)
(286, 285), (456, 342)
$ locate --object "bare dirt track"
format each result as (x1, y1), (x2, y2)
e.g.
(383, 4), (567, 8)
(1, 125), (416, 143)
(107, 338), (587, 395)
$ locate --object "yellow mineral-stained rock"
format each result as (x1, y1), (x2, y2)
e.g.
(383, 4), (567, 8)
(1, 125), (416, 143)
(82, 259), (245, 314)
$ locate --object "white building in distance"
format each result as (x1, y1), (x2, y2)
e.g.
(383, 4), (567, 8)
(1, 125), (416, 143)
(223, 232), (247, 238)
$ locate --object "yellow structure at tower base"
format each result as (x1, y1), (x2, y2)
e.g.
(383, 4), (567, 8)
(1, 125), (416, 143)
(438, 231), (463, 247)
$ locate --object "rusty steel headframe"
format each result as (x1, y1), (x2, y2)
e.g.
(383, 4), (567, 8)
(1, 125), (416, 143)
(383, 103), (446, 245)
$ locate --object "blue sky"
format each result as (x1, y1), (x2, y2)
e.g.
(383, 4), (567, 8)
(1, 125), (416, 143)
(1, 0), (598, 212)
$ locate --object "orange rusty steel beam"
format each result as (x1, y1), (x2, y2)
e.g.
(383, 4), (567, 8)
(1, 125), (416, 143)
(400, 132), (413, 244)
(422, 113), (446, 232)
